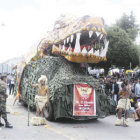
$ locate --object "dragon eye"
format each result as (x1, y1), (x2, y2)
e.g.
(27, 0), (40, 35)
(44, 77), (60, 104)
(55, 24), (60, 29)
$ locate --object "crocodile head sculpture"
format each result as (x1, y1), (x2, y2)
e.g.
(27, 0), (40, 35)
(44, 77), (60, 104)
(39, 15), (109, 63)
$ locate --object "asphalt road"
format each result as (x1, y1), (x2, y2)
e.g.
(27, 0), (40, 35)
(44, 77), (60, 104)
(0, 95), (140, 140)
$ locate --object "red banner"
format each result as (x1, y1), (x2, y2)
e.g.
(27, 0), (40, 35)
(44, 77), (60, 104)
(73, 83), (96, 116)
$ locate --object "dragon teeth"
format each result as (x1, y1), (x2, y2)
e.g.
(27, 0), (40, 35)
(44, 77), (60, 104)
(71, 35), (74, 43)
(89, 30), (93, 38)
(59, 44), (62, 49)
(88, 48), (93, 54)
(64, 40), (66, 45)
(67, 37), (70, 43)
(105, 40), (109, 49)
(96, 31), (101, 37)
(74, 33), (81, 53)
(62, 45), (65, 51)
(69, 44), (72, 52)
(66, 47), (70, 52)
(94, 50), (99, 56)
(82, 47), (87, 54)
(103, 38), (107, 45)
(100, 34), (103, 40)
(100, 40), (109, 57)
(69, 44), (71, 48)
(99, 47), (103, 55)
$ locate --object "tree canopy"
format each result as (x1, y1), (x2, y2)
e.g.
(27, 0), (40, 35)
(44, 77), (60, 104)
(106, 26), (139, 69)
(116, 11), (139, 41)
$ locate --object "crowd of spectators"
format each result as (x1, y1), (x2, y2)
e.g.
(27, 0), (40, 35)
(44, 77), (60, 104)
(97, 71), (140, 121)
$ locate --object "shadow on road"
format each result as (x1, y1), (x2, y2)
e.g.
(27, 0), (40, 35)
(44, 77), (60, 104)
(55, 117), (100, 124)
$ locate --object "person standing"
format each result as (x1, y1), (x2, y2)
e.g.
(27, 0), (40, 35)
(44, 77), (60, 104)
(135, 79), (140, 101)
(111, 78), (119, 106)
(28, 75), (49, 117)
(0, 75), (13, 128)
(9, 75), (15, 95)
(115, 83), (131, 126)
(28, 75), (50, 126)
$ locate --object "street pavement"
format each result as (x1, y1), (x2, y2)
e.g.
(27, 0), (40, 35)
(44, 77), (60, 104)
(0, 95), (140, 140)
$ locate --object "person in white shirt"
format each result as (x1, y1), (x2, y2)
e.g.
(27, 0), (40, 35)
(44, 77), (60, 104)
(135, 79), (140, 99)
(9, 75), (15, 95)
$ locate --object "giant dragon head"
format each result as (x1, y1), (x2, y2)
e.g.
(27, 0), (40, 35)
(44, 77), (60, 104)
(41, 15), (109, 63)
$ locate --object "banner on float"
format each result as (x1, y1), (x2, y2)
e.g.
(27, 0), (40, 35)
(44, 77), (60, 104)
(73, 83), (96, 116)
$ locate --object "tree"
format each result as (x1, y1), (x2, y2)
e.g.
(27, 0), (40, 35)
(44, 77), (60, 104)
(116, 11), (139, 41)
(106, 26), (139, 68)
(136, 44), (140, 66)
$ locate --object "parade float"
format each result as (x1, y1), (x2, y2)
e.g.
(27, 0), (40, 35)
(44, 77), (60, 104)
(14, 15), (113, 121)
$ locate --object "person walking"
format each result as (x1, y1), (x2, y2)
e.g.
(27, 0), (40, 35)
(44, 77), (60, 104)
(0, 74), (13, 128)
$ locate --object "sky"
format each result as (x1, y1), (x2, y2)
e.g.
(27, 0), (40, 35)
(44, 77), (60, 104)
(0, 0), (140, 63)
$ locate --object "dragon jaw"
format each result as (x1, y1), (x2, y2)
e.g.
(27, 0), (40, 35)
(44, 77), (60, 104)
(43, 15), (109, 63)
